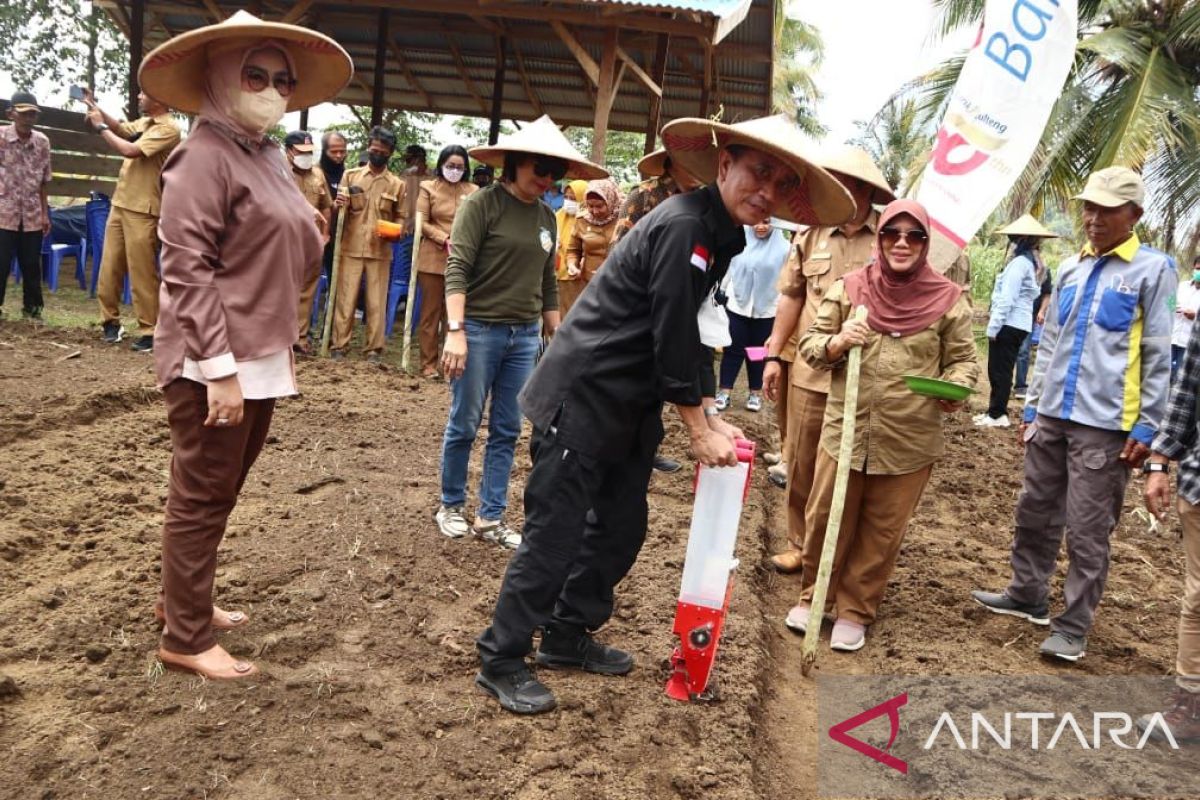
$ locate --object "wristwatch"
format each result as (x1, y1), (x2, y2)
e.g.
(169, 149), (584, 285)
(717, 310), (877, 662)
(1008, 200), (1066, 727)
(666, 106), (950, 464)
(703, 405), (720, 418)
(447, 321), (464, 333)
(1143, 461), (1169, 475)
(763, 355), (783, 364)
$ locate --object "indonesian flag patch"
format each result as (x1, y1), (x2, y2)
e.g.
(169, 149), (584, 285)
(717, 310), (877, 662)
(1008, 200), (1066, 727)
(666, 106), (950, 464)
(691, 244), (710, 272)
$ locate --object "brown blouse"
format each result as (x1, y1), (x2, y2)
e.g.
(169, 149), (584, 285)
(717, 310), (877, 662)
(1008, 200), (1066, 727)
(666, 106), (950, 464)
(416, 177), (477, 275)
(565, 217), (618, 282)
(154, 119), (322, 388)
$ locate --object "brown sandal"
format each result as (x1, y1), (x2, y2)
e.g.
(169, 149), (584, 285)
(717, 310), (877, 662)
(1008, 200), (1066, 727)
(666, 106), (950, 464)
(158, 648), (259, 681)
(154, 605), (249, 631)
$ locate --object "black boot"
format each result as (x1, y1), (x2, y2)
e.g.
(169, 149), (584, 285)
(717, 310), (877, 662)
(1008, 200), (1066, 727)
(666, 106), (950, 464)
(475, 667), (556, 715)
(536, 626), (634, 675)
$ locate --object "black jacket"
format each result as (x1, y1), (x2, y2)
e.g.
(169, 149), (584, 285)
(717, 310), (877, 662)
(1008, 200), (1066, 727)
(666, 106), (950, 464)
(519, 183), (745, 460)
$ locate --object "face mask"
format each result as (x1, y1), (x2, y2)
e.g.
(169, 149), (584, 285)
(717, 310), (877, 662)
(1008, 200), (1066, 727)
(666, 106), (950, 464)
(368, 151), (389, 168)
(443, 167), (465, 184)
(1193, 269), (1200, 283)
(563, 199), (579, 215)
(292, 154), (313, 171)
(228, 85), (287, 134)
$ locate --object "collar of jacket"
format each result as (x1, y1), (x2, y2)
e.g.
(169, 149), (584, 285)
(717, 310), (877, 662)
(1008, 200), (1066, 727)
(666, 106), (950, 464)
(700, 182), (743, 254)
(1082, 232), (1140, 261)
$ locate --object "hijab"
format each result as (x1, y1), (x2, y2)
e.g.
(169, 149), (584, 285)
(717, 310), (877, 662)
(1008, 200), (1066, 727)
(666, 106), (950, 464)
(726, 224), (790, 317)
(582, 179), (621, 226)
(199, 38), (295, 144)
(842, 199), (963, 337)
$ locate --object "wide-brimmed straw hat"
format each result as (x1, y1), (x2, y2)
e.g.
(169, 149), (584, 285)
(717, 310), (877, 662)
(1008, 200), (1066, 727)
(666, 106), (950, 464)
(469, 116), (607, 181)
(138, 10), (353, 114)
(637, 149), (669, 180)
(661, 115), (854, 225)
(995, 213), (1058, 239)
(819, 145), (895, 206)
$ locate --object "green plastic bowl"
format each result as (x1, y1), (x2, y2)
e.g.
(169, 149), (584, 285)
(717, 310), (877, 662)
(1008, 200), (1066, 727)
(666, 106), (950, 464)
(902, 375), (976, 401)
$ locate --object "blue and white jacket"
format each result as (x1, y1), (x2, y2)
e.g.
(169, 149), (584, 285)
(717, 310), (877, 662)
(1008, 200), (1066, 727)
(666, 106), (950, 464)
(1024, 234), (1176, 444)
(986, 253), (1040, 337)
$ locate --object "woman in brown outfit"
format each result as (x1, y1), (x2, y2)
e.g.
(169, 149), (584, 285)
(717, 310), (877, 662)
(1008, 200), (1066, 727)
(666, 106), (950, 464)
(415, 144), (477, 377)
(561, 178), (620, 317)
(139, 12), (351, 679)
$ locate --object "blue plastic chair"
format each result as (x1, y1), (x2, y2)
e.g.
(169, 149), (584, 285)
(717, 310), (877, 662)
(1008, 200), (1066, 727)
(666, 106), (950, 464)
(85, 195), (133, 305)
(9, 233), (85, 293)
(309, 271), (329, 334)
(385, 235), (416, 338)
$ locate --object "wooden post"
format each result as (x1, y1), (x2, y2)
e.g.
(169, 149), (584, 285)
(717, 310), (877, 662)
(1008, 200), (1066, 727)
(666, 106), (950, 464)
(299, 109), (309, 131)
(370, 8), (389, 127)
(488, 36), (508, 145)
(643, 33), (669, 155)
(128, 0), (145, 119)
(591, 27), (618, 164)
(698, 45), (712, 118)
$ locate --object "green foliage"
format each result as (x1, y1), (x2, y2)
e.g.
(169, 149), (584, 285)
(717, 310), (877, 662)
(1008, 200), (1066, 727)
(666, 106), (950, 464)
(321, 106), (438, 171)
(0, 3), (126, 101)
(851, 96), (929, 193)
(450, 116), (514, 145)
(772, 15), (825, 138)
(564, 128), (646, 188)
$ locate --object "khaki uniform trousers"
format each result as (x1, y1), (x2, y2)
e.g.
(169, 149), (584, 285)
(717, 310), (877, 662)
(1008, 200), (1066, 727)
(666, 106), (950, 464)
(776, 361), (791, 461)
(296, 265), (321, 344)
(97, 206), (160, 336)
(784, 386), (827, 551)
(557, 278), (583, 319)
(798, 448), (931, 626)
(1173, 497), (1200, 691)
(332, 255), (389, 353)
(416, 271), (446, 375)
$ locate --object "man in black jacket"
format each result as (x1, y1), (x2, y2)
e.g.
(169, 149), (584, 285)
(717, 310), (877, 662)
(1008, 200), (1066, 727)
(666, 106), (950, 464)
(475, 115), (855, 714)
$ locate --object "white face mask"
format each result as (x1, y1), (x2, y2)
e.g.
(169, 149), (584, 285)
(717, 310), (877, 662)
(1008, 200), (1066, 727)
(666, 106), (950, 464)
(228, 85), (287, 134)
(292, 153), (313, 171)
(563, 199), (579, 215)
(443, 166), (465, 184)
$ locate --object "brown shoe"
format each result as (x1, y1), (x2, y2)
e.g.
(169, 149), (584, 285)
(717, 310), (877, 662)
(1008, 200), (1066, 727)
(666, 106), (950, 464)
(1138, 687), (1200, 744)
(770, 548), (803, 573)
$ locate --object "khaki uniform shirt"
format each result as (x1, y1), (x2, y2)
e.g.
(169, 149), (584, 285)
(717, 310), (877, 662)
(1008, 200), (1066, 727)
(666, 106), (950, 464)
(566, 217), (618, 282)
(111, 113), (182, 216)
(799, 280), (978, 475)
(292, 165), (332, 214)
(776, 211), (879, 390)
(415, 177), (477, 275)
(338, 166), (405, 260)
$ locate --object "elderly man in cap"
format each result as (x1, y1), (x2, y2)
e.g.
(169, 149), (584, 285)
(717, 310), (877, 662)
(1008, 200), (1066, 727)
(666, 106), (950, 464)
(85, 88), (181, 351)
(0, 91), (52, 320)
(474, 115), (853, 714)
(284, 130), (332, 353)
(973, 167), (1176, 662)
(762, 146), (894, 576)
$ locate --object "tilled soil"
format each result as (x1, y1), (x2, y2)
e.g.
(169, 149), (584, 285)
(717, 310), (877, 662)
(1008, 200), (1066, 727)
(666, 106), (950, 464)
(0, 320), (1185, 800)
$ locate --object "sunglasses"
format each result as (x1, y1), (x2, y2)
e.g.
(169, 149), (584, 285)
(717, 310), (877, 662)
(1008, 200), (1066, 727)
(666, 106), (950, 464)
(531, 156), (567, 181)
(880, 226), (929, 246)
(242, 65), (297, 98)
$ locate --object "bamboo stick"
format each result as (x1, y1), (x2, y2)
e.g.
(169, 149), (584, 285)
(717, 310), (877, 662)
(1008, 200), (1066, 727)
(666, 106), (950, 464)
(401, 210), (425, 374)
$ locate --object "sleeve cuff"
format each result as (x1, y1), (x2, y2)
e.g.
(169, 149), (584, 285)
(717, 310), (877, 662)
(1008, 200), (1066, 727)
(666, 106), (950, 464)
(197, 352), (237, 380)
(1022, 406), (1037, 424)
(1129, 423), (1156, 446)
(1152, 431), (1188, 461)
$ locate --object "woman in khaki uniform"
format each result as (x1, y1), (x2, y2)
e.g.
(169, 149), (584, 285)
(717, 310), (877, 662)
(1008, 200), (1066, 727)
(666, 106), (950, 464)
(415, 144), (477, 377)
(561, 178), (620, 317)
(554, 179), (589, 314)
(785, 199), (978, 652)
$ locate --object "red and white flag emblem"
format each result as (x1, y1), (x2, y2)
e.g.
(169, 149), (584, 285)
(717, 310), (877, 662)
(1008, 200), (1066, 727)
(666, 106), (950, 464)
(690, 245), (709, 272)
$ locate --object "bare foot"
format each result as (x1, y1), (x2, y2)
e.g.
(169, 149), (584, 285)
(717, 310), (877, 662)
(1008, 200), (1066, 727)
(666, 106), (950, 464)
(158, 643), (258, 680)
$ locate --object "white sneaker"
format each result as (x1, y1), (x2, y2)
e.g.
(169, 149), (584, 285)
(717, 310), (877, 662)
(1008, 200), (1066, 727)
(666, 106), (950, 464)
(436, 505), (470, 539)
(980, 415), (1011, 428)
(745, 394), (763, 412)
(715, 391), (730, 411)
(972, 413), (989, 426)
(474, 518), (522, 550)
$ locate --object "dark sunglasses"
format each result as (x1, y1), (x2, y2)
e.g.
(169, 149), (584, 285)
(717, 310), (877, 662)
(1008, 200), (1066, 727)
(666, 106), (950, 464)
(880, 226), (929, 246)
(532, 156), (568, 181)
(242, 65), (297, 98)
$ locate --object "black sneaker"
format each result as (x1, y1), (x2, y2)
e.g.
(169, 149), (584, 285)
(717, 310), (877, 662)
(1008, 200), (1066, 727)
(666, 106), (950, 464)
(971, 589), (1050, 625)
(330, 349), (346, 361)
(653, 455), (681, 473)
(102, 321), (125, 344)
(535, 628), (634, 675)
(475, 667), (556, 715)
(22, 307), (42, 320)
(130, 335), (154, 353)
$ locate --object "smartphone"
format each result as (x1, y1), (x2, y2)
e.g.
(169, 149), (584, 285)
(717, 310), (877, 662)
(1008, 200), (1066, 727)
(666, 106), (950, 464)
(69, 85), (86, 102)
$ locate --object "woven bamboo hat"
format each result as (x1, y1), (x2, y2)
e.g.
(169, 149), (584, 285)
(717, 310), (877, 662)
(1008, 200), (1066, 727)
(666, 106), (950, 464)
(637, 149), (669, 180)
(661, 114), (854, 225)
(996, 213), (1058, 238)
(138, 10), (353, 114)
(819, 145), (895, 206)
(469, 115), (608, 181)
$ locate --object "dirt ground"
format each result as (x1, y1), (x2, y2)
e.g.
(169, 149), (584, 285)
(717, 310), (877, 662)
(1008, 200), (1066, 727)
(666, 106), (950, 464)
(0, 319), (1185, 800)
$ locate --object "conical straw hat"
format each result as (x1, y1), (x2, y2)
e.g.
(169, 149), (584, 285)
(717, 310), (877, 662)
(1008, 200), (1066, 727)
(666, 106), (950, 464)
(469, 116), (608, 181)
(138, 10), (352, 113)
(637, 149), (669, 179)
(995, 213), (1057, 238)
(819, 145), (895, 206)
(661, 114), (854, 226)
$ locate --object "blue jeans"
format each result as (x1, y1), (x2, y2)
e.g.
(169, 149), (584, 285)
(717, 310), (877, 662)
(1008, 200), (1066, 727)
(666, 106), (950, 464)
(1014, 325), (1039, 388)
(440, 319), (540, 520)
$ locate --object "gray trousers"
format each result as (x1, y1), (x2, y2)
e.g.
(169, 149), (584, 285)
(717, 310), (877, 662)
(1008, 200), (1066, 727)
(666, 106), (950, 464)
(1007, 414), (1130, 637)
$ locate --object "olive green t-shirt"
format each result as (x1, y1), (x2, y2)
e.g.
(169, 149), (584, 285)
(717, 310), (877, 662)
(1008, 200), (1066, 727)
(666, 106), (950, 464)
(445, 182), (558, 322)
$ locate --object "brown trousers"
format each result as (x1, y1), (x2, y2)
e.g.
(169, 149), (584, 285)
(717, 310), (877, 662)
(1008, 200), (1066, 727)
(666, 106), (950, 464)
(1173, 497), (1200, 690)
(159, 379), (274, 654)
(417, 271), (446, 375)
(332, 255), (389, 353)
(776, 361), (791, 461)
(784, 386), (828, 550)
(799, 448), (932, 625)
(557, 278), (583, 319)
(97, 206), (160, 336)
(296, 263), (321, 343)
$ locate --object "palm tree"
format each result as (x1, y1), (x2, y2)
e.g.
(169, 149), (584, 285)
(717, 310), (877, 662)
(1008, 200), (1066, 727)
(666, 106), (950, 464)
(910, 0), (1200, 252)
(851, 96), (928, 194)
(771, 13), (826, 138)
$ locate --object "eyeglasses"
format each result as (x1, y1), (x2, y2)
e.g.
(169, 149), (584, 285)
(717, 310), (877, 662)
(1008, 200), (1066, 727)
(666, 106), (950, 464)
(880, 226), (929, 246)
(532, 156), (567, 181)
(242, 65), (297, 98)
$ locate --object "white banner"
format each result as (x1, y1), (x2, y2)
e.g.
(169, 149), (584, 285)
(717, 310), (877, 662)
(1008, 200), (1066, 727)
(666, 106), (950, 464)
(914, 0), (1078, 248)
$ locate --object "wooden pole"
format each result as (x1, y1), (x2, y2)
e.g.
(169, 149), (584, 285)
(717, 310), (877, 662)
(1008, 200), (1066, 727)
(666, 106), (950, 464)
(591, 27), (618, 164)
(401, 211), (425, 374)
(488, 36), (508, 145)
(643, 33), (670, 155)
(299, 109), (309, 131)
(128, 0), (145, 120)
(698, 45), (712, 118)
(370, 8), (389, 128)
(319, 209), (349, 357)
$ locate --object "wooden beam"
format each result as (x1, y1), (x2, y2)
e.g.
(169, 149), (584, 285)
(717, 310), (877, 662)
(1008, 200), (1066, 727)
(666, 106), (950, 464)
(280, 0), (315, 24)
(199, 0), (224, 23)
(644, 33), (669, 155)
(488, 36), (508, 145)
(698, 44), (713, 117)
(446, 37), (491, 115)
(128, 0), (145, 118)
(550, 20), (599, 87)
(591, 27), (618, 163)
(615, 44), (661, 98)
(468, 13), (504, 36)
(512, 48), (544, 117)
(370, 8), (389, 127)
(388, 38), (432, 109)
